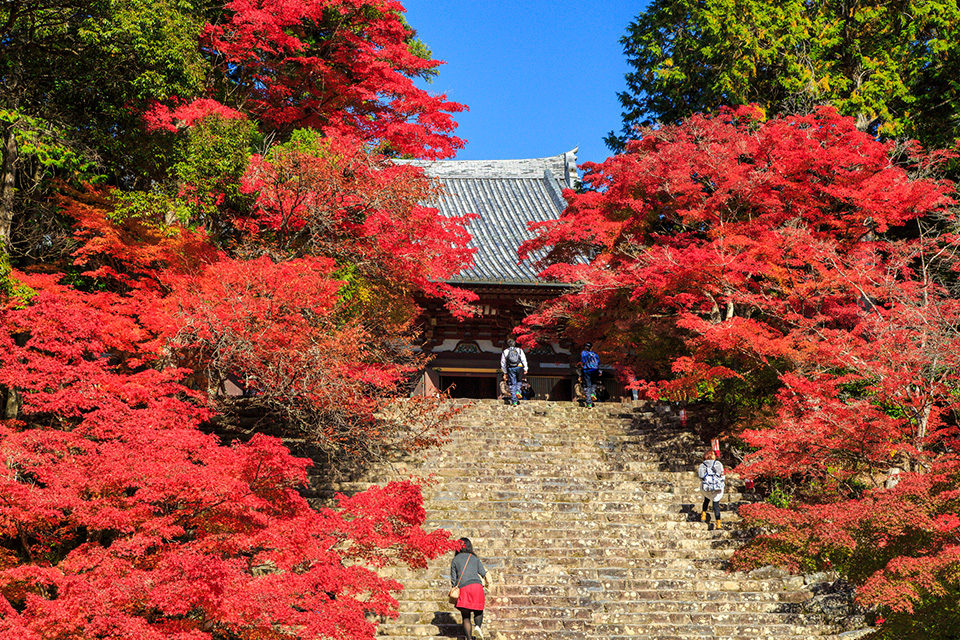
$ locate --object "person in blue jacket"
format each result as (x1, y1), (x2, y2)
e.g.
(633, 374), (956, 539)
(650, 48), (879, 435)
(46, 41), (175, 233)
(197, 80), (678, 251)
(580, 342), (601, 408)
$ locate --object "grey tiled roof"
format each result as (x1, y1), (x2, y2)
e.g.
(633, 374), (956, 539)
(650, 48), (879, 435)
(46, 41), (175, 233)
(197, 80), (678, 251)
(398, 150), (578, 285)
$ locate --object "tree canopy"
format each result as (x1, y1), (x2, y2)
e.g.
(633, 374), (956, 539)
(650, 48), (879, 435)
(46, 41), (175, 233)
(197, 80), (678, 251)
(0, 0), (467, 262)
(0, 2), (472, 638)
(522, 106), (960, 636)
(608, 0), (960, 151)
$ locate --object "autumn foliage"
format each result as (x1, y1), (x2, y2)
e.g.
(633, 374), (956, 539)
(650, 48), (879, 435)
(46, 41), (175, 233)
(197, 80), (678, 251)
(237, 131), (476, 316)
(0, 1), (473, 638)
(0, 184), (466, 636)
(0, 270), (456, 639)
(166, 253), (455, 458)
(145, 0), (466, 159)
(0, 223), (464, 638)
(520, 106), (960, 632)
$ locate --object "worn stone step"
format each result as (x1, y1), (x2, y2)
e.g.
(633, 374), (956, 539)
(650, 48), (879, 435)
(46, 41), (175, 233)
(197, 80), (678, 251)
(591, 622), (832, 636)
(394, 595), (803, 615)
(380, 636), (836, 640)
(390, 600), (814, 620)
(425, 514), (745, 529)
(396, 585), (795, 602)
(419, 522), (749, 537)
(402, 550), (739, 568)
(423, 470), (743, 487)
(383, 573), (807, 594)
(416, 490), (689, 504)
(383, 620), (831, 637)
(398, 552), (740, 570)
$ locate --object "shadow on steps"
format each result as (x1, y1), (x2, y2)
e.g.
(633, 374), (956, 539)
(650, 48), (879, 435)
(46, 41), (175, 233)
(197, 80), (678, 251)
(428, 611), (461, 637)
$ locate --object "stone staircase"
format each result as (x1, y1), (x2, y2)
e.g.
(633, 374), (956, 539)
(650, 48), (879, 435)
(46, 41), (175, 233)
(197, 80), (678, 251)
(317, 399), (849, 640)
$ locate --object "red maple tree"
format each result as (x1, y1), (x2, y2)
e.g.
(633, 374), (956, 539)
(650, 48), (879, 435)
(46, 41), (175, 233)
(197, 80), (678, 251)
(2, 3), (470, 638)
(519, 106), (960, 625)
(0, 270), (456, 639)
(55, 175), (470, 461)
(145, 0), (466, 160)
(238, 130), (476, 316)
(166, 253), (456, 459)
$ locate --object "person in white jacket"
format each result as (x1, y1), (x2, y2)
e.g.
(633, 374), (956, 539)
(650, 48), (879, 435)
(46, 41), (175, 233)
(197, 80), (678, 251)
(500, 338), (528, 405)
(698, 450), (725, 529)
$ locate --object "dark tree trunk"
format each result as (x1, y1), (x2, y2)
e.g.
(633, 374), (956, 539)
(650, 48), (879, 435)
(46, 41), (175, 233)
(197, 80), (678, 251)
(0, 117), (18, 253)
(3, 388), (20, 420)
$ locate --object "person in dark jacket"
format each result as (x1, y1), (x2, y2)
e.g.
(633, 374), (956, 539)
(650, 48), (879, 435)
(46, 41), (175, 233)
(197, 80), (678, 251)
(580, 342), (601, 407)
(519, 379), (535, 400)
(450, 537), (490, 640)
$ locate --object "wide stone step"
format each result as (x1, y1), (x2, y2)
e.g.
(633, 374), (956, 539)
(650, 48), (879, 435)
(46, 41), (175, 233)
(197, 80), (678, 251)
(591, 636), (836, 640)
(441, 539), (739, 553)
(393, 597), (811, 620)
(397, 550), (740, 567)
(437, 433), (658, 445)
(401, 551), (740, 571)
(428, 443), (659, 455)
(424, 530), (743, 547)
(383, 573), (807, 593)
(497, 609), (820, 624)
(426, 513), (745, 528)
(381, 620), (832, 638)
(484, 479), (677, 493)
(386, 607), (823, 628)
(323, 474), (747, 492)
(381, 636), (836, 640)
(425, 488), (691, 502)
(421, 502), (746, 518)
(419, 537), (740, 552)
(425, 469), (742, 485)
(420, 522), (748, 538)
(395, 585), (799, 603)
(379, 635), (835, 640)
(591, 622), (832, 636)
(421, 500), (742, 516)
(394, 594), (803, 615)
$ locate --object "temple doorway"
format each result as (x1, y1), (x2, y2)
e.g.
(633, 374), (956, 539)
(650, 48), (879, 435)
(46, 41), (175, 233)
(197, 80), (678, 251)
(439, 374), (498, 399)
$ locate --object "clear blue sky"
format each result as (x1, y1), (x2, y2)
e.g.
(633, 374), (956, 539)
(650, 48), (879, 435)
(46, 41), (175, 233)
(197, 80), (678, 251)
(402, 1), (648, 168)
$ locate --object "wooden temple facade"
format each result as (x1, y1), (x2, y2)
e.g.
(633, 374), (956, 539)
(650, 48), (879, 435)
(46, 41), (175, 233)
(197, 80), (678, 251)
(404, 150), (618, 400)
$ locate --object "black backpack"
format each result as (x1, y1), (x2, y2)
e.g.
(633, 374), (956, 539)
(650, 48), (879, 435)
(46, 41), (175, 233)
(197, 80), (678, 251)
(506, 347), (522, 367)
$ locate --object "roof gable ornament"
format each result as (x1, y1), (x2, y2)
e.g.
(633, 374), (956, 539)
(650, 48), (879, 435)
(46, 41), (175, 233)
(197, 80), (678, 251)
(563, 147), (579, 189)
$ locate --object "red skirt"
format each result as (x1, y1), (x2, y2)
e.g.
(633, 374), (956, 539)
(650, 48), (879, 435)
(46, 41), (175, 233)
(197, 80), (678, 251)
(455, 582), (485, 610)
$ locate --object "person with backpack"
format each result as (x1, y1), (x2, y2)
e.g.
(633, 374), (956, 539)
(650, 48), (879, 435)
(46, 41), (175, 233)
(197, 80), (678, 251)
(450, 538), (490, 640)
(698, 450), (726, 529)
(580, 342), (601, 408)
(500, 338), (528, 405)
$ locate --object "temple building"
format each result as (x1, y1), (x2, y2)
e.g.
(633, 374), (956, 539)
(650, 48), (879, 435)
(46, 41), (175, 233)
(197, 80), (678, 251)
(405, 149), (619, 400)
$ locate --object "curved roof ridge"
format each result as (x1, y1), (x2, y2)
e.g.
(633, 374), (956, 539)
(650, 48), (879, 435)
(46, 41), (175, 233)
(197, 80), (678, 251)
(397, 148), (579, 188)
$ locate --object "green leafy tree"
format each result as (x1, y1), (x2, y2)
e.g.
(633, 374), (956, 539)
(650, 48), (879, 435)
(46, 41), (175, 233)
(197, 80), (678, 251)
(0, 0), (209, 262)
(0, 0), (463, 270)
(608, 0), (960, 151)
